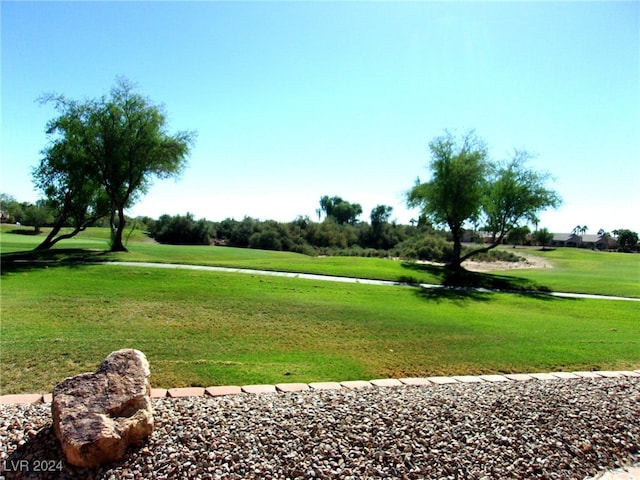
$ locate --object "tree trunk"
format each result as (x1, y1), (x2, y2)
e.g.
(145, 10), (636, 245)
(35, 226), (86, 250)
(35, 230), (59, 251)
(34, 218), (66, 251)
(109, 206), (128, 252)
(458, 233), (506, 264)
(448, 234), (463, 270)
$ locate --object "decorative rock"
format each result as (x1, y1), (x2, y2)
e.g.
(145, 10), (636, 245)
(51, 349), (154, 467)
(2, 376), (638, 479)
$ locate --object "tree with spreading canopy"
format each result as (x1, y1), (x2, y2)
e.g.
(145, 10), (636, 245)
(22, 201), (54, 235)
(32, 103), (112, 250)
(370, 204), (393, 228)
(33, 77), (196, 251)
(369, 204), (396, 249)
(408, 130), (561, 270)
(407, 130), (489, 269)
(533, 227), (554, 250)
(318, 195), (362, 225)
(613, 229), (639, 252)
(506, 225), (531, 247)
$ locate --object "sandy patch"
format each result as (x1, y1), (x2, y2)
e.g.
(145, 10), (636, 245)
(462, 251), (553, 272)
(413, 250), (554, 272)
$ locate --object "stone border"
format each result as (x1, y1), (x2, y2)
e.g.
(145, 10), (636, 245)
(2, 370), (639, 405)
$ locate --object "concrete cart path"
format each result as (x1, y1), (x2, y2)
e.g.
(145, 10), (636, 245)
(102, 261), (640, 302)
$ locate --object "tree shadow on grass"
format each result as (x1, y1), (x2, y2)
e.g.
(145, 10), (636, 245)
(413, 284), (494, 304)
(7, 228), (40, 236)
(401, 261), (551, 291)
(400, 261), (566, 303)
(1, 249), (111, 275)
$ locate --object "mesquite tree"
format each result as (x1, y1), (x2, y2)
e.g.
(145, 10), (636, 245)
(408, 130), (561, 270)
(34, 78), (196, 251)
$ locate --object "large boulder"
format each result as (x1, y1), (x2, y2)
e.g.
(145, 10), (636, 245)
(52, 349), (154, 468)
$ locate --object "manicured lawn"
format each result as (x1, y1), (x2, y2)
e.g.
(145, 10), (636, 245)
(2, 226), (639, 296)
(1, 263), (638, 394)
(0, 226), (443, 284)
(490, 247), (640, 298)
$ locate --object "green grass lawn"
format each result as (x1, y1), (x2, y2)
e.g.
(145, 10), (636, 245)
(0, 226), (444, 285)
(1, 262), (638, 394)
(486, 247), (640, 298)
(2, 226), (639, 394)
(2, 226), (639, 297)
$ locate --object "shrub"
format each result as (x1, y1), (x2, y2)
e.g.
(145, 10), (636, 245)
(469, 249), (523, 263)
(396, 235), (453, 262)
(249, 229), (283, 251)
(150, 213), (213, 245)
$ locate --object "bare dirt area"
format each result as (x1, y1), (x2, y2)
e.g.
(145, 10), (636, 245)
(414, 250), (555, 273)
(462, 250), (554, 273)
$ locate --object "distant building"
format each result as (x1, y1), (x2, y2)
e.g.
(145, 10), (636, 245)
(551, 233), (616, 250)
(461, 231), (496, 243)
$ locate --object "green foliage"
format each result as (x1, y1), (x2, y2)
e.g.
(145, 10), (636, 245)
(614, 229), (639, 252)
(249, 222), (285, 251)
(21, 202), (53, 233)
(408, 131), (561, 269)
(370, 205), (393, 226)
(0, 194), (27, 224)
(319, 195), (363, 225)
(206, 211), (435, 260)
(506, 225), (531, 246)
(34, 77), (196, 252)
(150, 213), (213, 245)
(2, 225), (639, 297)
(408, 130), (489, 267)
(482, 152), (561, 243)
(308, 218), (356, 249)
(408, 130), (488, 233)
(395, 234), (453, 262)
(470, 249), (522, 263)
(230, 217), (261, 247)
(368, 205), (400, 249)
(533, 227), (554, 248)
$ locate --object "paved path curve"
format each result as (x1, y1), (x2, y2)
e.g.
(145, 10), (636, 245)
(102, 261), (640, 302)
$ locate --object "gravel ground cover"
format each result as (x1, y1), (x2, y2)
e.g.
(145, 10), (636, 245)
(1, 377), (638, 479)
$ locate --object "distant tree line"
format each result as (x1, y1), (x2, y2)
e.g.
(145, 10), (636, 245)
(141, 208), (457, 262)
(5, 80), (640, 267)
(137, 198), (534, 263)
(4, 191), (638, 259)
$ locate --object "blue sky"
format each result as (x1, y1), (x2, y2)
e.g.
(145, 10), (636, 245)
(2, 1), (638, 234)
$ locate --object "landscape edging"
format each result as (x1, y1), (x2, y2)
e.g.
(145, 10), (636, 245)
(2, 369), (639, 405)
